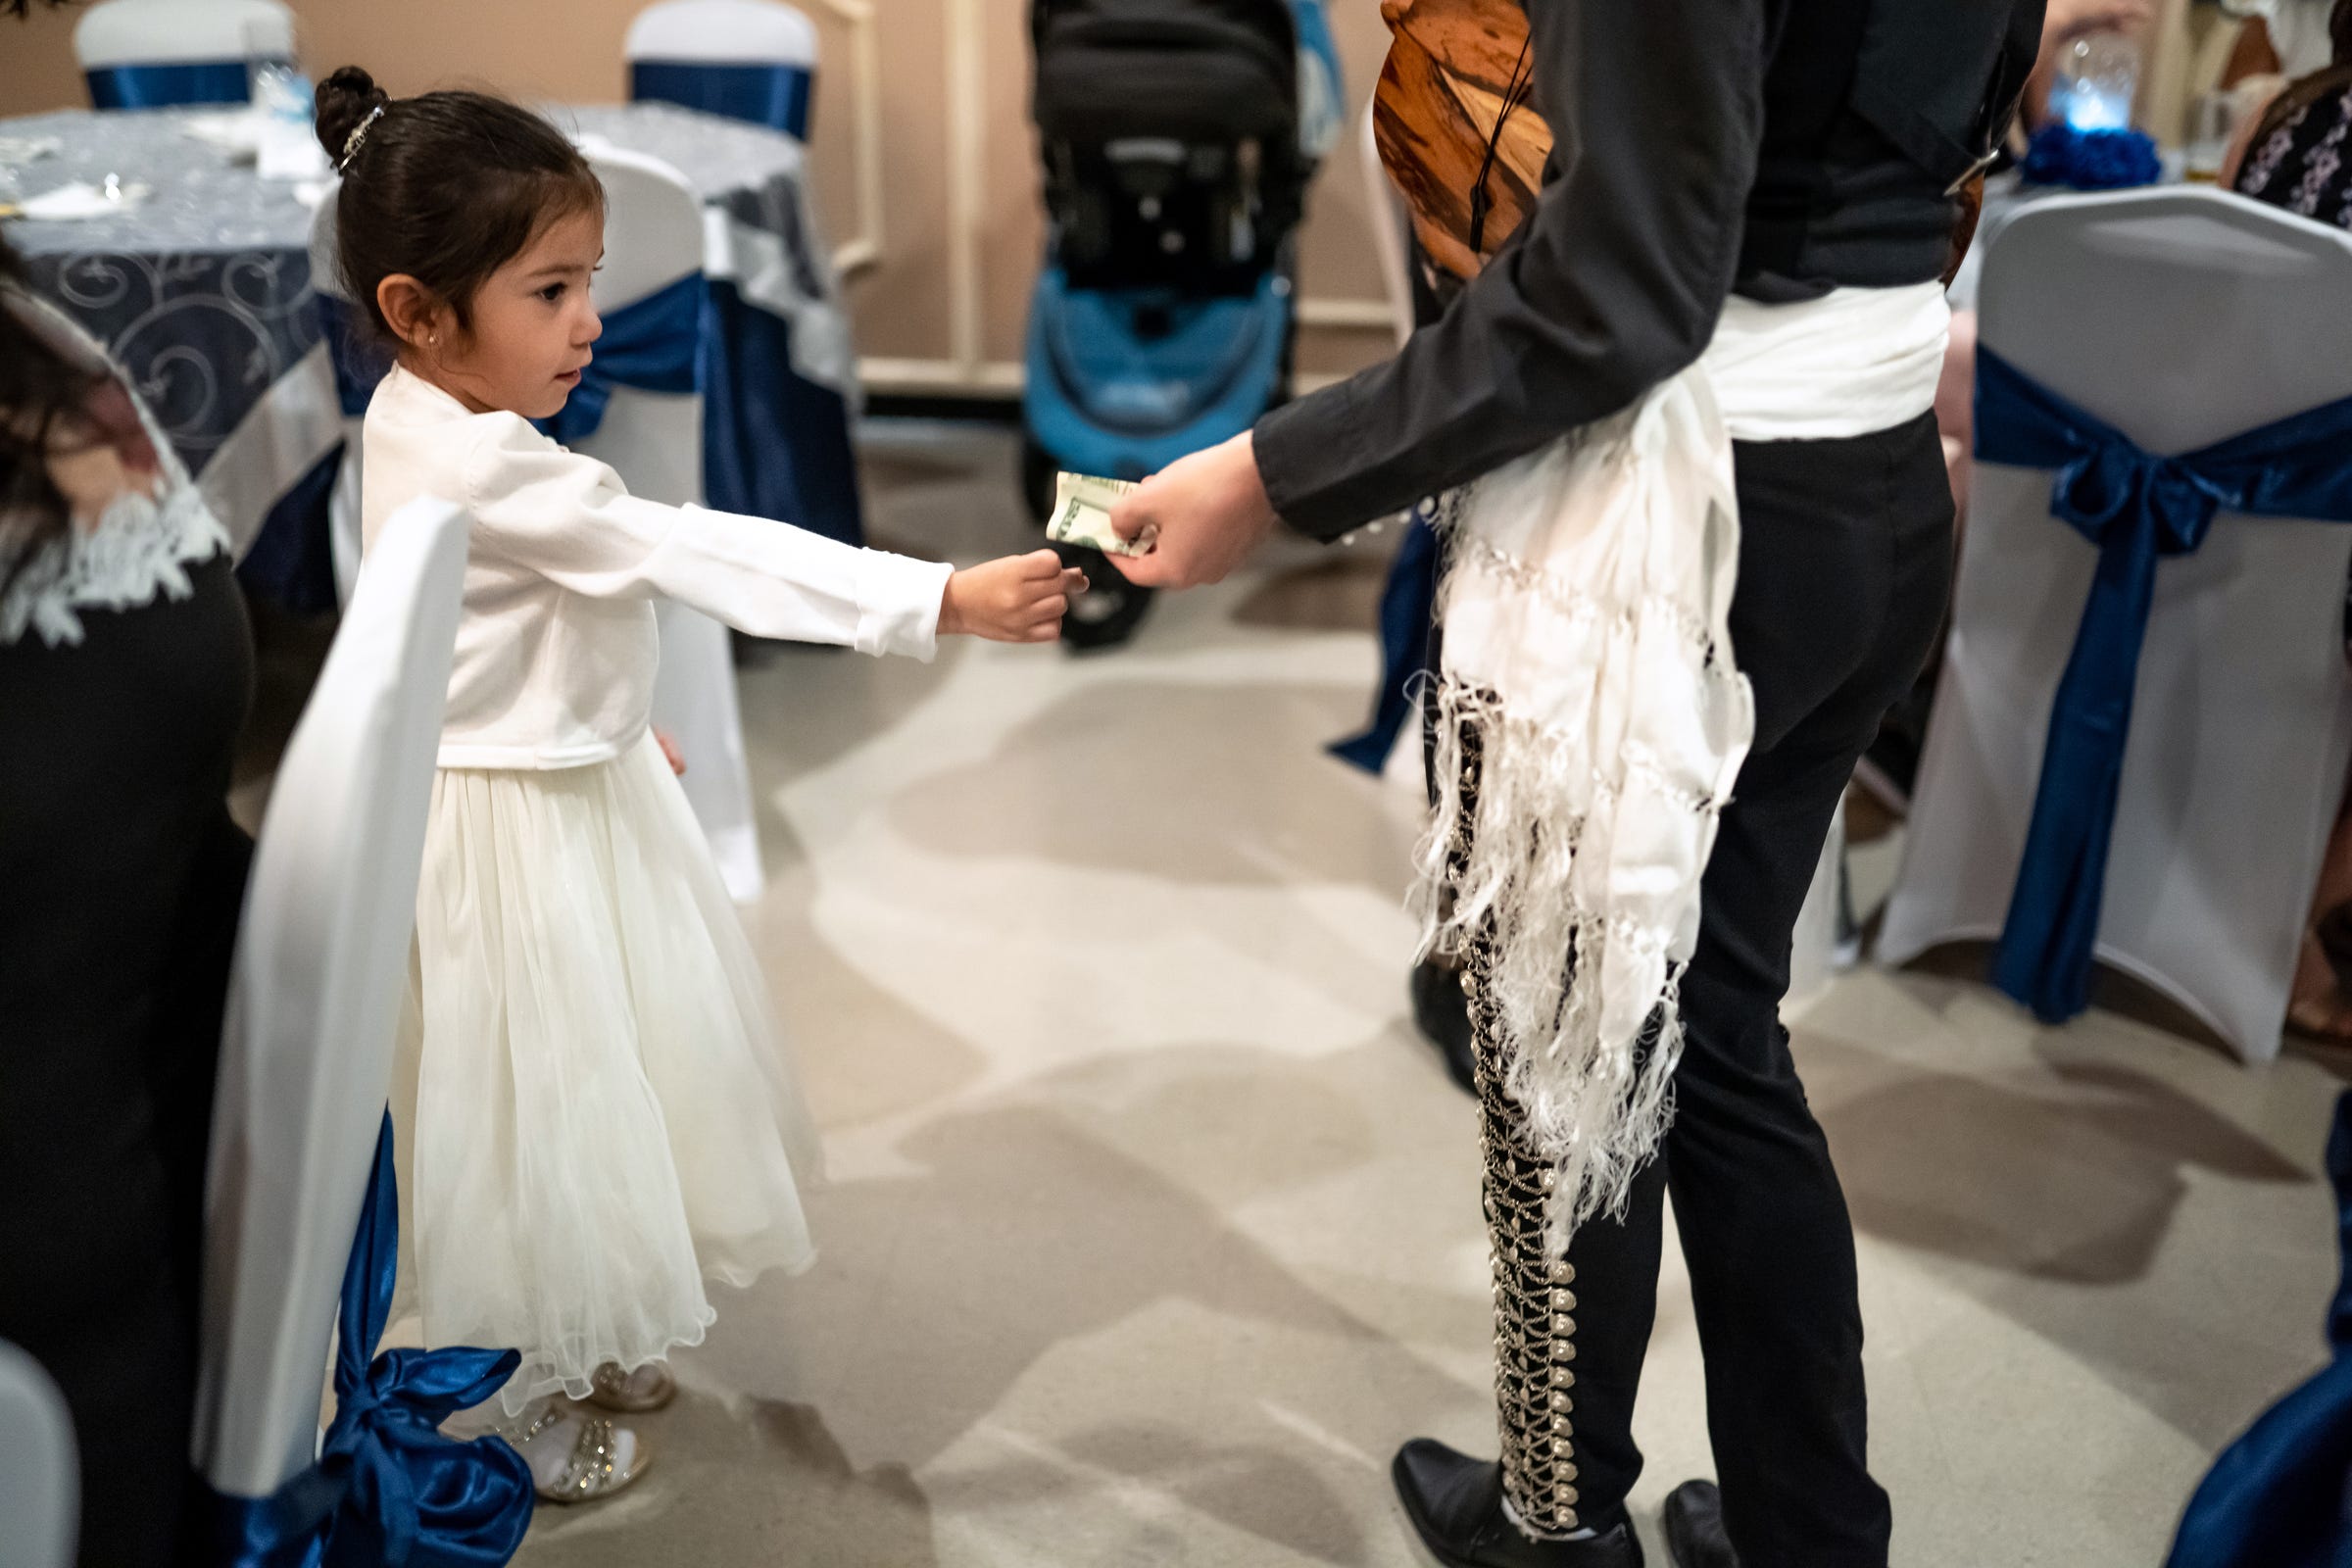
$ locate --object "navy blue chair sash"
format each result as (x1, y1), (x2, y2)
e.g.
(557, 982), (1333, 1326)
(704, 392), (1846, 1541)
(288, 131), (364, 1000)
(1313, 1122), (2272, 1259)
(317, 298), (386, 420)
(318, 275), (704, 441)
(1975, 347), (2352, 1024)
(534, 271), (705, 447)
(86, 59), (277, 110)
(1330, 507), (1441, 774)
(205, 1114), (533, 1568)
(231, 298), (381, 616)
(698, 275), (863, 546)
(631, 59), (813, 139)
(2166, 1090), (2352, 1568)
(303, 269), (862, 563)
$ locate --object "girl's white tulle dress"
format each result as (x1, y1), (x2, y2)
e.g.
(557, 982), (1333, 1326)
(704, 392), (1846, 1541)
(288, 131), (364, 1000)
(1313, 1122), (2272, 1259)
(394, 733), (821, 1412)
(362, 364), (953, 1411)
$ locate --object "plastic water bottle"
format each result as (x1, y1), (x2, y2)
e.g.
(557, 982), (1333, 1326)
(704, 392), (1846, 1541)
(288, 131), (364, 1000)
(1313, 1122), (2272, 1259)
(2054, 32), (2140, 133)
(248, 23), (325, 179)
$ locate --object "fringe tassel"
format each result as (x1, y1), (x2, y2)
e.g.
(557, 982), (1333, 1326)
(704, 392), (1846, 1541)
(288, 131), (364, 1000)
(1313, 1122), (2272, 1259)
(1411, 483), (1739, 1257)
(1413, 679), (1690, 1256)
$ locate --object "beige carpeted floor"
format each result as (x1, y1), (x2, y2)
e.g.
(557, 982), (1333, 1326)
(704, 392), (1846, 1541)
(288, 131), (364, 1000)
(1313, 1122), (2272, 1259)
(350, 420), (2340, 1568)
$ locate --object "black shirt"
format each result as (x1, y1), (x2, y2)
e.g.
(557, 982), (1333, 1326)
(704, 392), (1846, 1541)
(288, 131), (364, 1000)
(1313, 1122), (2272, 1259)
(1253, 0), (2023, 540)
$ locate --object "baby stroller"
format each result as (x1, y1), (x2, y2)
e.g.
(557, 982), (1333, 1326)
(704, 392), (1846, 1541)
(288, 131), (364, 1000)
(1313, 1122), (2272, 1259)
(1021, 0), (1344, 648)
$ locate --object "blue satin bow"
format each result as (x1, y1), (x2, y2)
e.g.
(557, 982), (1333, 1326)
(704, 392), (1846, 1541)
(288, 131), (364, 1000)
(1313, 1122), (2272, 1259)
(2167, 1090), (2352, 1568)
(1977, 347), (2352, 1024)
(534, 271), (706, 447)
(632, 60), (814, 139)
(206, 1114), (534, 1568)
(1330, 506), (1441, 774)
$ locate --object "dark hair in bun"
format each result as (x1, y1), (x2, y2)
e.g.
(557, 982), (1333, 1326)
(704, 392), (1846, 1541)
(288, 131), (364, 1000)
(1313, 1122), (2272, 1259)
(313, 64), (392, 168)
(312, 66), (603, 344)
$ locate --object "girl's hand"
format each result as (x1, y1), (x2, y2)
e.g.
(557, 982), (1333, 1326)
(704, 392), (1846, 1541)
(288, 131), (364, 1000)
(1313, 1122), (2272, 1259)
(655, 728), (686, 775)
(940, 549), (1088, 643)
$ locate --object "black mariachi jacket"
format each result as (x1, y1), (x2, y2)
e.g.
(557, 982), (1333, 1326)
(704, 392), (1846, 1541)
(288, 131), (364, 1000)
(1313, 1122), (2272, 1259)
(1252, 0), (2046, 541)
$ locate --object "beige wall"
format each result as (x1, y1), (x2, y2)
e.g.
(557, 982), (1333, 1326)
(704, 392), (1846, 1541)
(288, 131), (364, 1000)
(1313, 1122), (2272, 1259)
(0, 0), (1403, 394)
(2, 1), (2230, 395)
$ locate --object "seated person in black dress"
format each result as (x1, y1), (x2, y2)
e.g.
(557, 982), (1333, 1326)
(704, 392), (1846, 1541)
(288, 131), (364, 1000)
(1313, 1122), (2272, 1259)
(0, 140), (256, 1568)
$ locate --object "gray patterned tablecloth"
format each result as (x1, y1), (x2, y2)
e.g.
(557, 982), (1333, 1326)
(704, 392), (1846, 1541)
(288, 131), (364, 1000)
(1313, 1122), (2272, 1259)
(0, 103), (853, 596)
(4, 106), (329, 497)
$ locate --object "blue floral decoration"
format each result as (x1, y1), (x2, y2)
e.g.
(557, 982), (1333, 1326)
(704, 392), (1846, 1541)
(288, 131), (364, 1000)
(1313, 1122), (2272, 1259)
(2021, 122), (2165, 191)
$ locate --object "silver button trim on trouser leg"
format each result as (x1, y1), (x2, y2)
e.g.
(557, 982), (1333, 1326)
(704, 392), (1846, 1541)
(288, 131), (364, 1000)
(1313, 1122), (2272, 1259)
(1453, 719), (1587, 1541)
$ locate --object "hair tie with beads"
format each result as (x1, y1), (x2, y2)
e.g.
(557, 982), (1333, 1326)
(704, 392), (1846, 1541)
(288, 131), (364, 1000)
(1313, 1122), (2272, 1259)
(338, 105), (386, 173)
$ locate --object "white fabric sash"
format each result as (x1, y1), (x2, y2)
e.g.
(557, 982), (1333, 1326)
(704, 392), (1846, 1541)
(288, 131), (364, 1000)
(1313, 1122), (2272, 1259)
(1706, 282), (1951, 441)
(1420, 282), (1950, 1252)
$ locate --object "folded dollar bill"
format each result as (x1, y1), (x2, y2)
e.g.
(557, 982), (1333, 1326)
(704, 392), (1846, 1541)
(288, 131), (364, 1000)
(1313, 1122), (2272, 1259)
(1047, 471), (1154, 558)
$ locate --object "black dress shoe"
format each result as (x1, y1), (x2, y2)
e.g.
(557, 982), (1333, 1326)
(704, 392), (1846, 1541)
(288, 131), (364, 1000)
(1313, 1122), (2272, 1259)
(1409, 959), (1478, 1095)
(1393, 1439), (1643, 1568)
(1661, 1480), (1739, 1568)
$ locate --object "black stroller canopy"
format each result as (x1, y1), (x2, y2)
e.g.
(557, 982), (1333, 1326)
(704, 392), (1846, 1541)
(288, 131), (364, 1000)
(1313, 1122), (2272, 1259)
(1030, 0), (1300, 147)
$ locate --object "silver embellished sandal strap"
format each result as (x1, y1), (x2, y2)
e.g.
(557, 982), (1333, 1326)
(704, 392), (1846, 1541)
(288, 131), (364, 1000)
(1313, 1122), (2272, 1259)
(553, 1416), (626, 1498)
(506, 1403), (566, 1446)
(1456, 718), (1585, 1541)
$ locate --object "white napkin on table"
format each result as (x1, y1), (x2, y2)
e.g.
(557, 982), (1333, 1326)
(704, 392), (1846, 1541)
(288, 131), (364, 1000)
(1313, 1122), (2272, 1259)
(15, 180), (151, 220)
(178, 110), (263, 160)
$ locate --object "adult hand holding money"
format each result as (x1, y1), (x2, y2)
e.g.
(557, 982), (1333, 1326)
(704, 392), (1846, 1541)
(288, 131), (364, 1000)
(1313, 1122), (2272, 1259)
(1100, 430), (1281, 590)
(1048, 472), (1156, 558)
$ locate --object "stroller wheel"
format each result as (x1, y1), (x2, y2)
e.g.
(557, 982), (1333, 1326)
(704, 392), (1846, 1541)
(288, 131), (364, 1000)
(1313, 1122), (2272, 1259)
(1054, 540), (1154, 650)
(1019, 433), (1060, 525)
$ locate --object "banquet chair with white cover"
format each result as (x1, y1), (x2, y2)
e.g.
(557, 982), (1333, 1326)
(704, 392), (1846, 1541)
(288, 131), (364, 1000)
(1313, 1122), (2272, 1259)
(569, 146), (768, 904)
(626, 0), (820, 139)
(0, 1342), (75, 1568)
(74, 0), (294, 109)
(1879, 187), (2352, 1060)
(191, 497), (466, 1500)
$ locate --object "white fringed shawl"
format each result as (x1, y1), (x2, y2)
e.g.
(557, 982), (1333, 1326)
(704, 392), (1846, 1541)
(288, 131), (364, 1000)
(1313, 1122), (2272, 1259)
(1416, 282), (1952, 1254)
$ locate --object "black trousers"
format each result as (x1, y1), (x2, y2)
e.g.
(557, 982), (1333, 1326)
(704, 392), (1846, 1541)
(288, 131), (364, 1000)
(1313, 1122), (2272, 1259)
(1476, 412), (1954, 1567)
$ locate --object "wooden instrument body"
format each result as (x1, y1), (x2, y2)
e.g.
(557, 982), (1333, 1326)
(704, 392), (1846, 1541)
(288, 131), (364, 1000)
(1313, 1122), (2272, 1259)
(1372, 0), (1550, 280)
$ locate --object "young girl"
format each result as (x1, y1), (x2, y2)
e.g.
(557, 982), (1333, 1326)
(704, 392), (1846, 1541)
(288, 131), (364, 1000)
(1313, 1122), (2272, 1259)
(313, 69), (1081, 1502)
